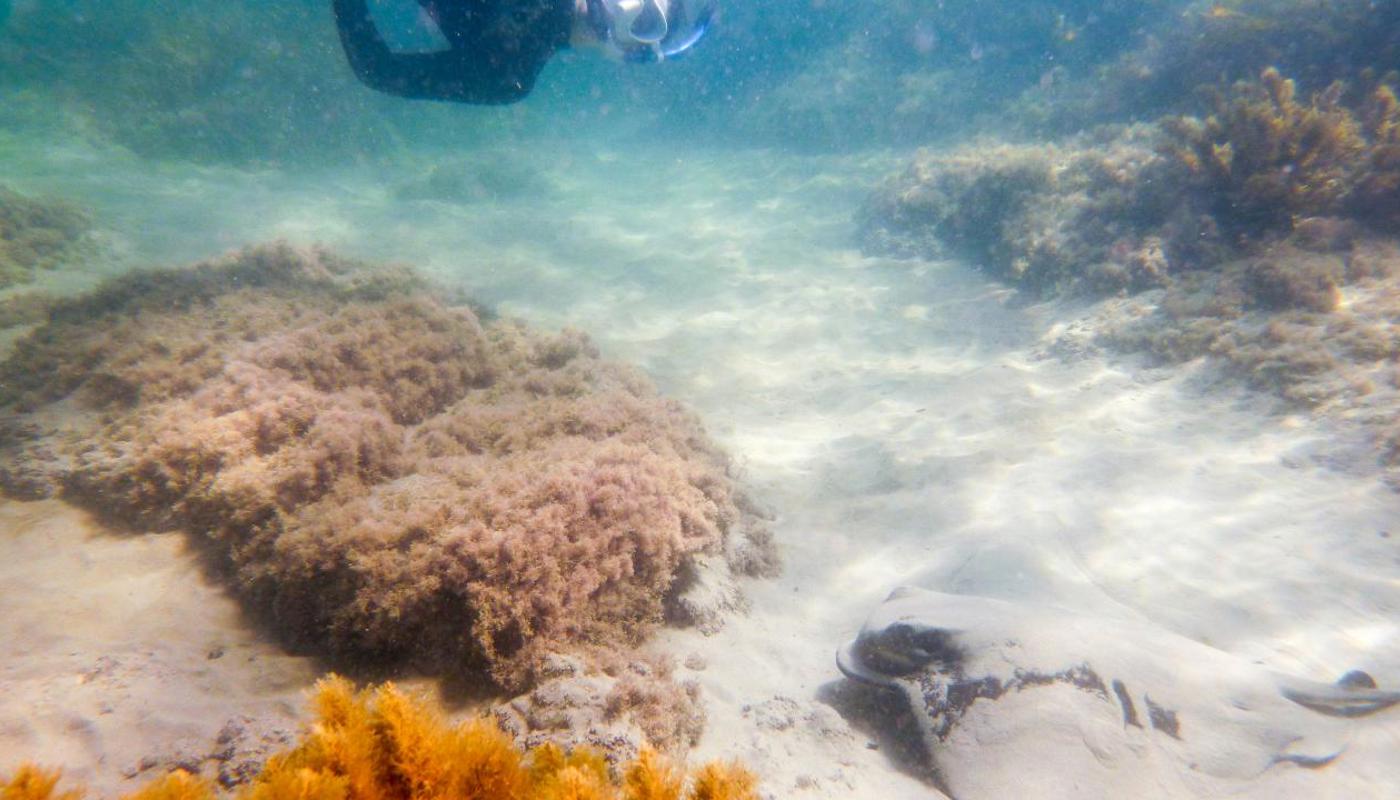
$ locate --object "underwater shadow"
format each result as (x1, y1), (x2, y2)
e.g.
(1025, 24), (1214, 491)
(816, 677), (950, 796)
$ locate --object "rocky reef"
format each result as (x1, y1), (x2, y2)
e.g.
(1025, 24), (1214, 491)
(727, 0), (1399, 150)
(0, 243), (776, 708)
(1127, 1), (1400, 119)
(859, 125), (1205, 295)
(863, 66), (1400, 479)
(2, 676), (760, 800)
(864, 69), (1400, 292)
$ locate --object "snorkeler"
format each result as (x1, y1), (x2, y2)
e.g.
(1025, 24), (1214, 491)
(331, 0), (715, 104)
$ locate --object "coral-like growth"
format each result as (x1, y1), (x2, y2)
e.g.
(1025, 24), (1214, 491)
(530, 745), (612, 800)
(1162, 68), (1365, 233)
(0, 185), (90, 288)
(0, 244), (773, 693)
(0, 677), (761, 800)
(269, 677), (532, 800)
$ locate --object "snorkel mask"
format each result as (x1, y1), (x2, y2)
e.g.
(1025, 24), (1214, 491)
(584, 0), (717, 63)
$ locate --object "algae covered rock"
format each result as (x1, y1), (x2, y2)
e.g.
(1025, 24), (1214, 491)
(860, 126), (1199, 295)
(0, 243), (775, 694)
(863, 81), (1400, 478)
(1241, 249), (1344, 312)
(493, 651), (705, 764)
(864, 70), (1400, 300)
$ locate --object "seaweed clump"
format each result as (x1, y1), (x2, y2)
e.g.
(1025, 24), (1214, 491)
(1162, 67), (1373, 234)
(1349, 83), (1400, 230)
(0, 243), (774, 696)
(0, 676), (760, 800)
(0, 185), (90, 288)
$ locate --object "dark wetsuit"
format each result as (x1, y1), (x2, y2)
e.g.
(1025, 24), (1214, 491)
(332, 0), (575, 104)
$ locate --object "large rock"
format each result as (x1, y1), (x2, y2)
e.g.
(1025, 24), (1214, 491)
(0, 243), (776, 694)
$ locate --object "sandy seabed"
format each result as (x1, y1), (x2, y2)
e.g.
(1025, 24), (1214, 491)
(1, 133), (1398, 799)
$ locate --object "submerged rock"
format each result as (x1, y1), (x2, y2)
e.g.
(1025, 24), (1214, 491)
(493, 650), (705, 764)
(858, 126), (1208, 296)
(0, 243), (777, 701)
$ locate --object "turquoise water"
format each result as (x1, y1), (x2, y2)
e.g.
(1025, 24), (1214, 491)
(3, 2), (1391, 158)
(0, 1), (1180, 160)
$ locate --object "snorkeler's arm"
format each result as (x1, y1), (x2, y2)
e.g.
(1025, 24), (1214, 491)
(331, 0), (553, 104)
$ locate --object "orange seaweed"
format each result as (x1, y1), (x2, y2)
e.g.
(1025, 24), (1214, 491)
(2, 676), (760, 800)
(2, 766), (83, 800)
(118, 773), (213, 800)
(620, 750), (682, 800)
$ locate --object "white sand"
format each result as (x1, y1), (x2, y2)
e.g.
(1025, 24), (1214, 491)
(2, 134), (1398, 798)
